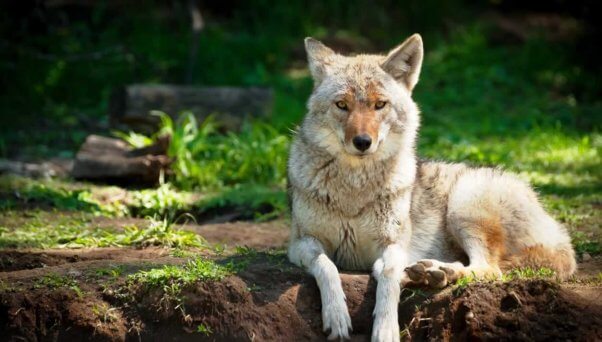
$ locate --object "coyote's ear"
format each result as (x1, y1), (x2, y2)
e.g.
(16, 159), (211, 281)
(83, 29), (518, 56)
(381, 34), (423, 91)
(305, 37), (335, 84)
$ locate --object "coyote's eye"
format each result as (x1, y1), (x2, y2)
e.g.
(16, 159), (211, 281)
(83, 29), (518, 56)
(335, 101), (348, 111)
(375, 101), (387, 110)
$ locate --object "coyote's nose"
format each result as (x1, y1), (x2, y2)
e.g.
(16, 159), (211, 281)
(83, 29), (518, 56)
(352, 134), (372, 152)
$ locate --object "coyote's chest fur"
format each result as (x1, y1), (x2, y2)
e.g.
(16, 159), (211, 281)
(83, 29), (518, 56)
(289, 143), (415, 270)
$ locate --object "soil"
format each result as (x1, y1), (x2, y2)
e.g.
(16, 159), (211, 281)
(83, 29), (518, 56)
(0, 221), (600, 341)
(408, 280), (602, 341)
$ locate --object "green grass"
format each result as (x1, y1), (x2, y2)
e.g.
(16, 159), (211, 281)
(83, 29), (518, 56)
(502, 267), (556, 281)
(150, 112), (289, 191)
(454, 267), (557, 292)
(571, 231), (602, 256)
(127, 257), (229, 287)
(91, 303), (120, 323)
(33, 273), (84, 297)
(0, 176), (202, 217)
(0, 176), (128, 216)
(34, 273), (79, 289)
(93, 265), (126, 279)
(197, 185), (287, 221)
(128, 183), (195, 218)
(0, 214), (206, 249)
(196, 323), (213, 336)
(1, 174), (288, 222)
(122, 257), (230, 314)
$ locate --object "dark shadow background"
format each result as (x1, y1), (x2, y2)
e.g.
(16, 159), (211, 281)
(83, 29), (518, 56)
(0, 0), (600, 159)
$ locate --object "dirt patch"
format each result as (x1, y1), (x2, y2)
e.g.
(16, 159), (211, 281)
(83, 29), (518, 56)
(1, 249), (600, 341)
(0, 287), (128, 341)
(0, 247), (174, 272)
(408, 280), (602, 341)
(186, 220), (289, 249)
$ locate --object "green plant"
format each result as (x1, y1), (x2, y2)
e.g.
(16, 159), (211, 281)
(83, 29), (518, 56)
(130, 183), (193, 217)
(127, 257), (229, 288)
(92, 303), (120, 323)
(0, 176), (128, 216)
(197, 323), (213, 336)
(454, 272), (478, 290)
(93, 265), (126, 278)
(112, 130), (154, 148)
(34, 273), (81, 296)
(123, 112), (290, 191)
(117, 217), (207, 248)
(571, 232), (601, 256)
(198, 185), (288, 221)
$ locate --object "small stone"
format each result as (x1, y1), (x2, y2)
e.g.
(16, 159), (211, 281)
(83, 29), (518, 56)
(582, 253), (592, 262)
(67, 268), (82, 277)
(465, 311), (475, 321)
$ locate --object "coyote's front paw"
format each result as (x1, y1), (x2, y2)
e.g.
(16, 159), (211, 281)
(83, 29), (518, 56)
(404, 259), (459, 288)
(371, 314), (400, 342)
(322, 293), (352, 340)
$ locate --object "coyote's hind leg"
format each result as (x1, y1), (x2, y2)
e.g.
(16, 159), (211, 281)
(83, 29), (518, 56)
(406, 215), (504, 288)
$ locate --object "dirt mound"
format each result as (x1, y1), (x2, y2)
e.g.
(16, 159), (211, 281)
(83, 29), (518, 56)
(409, 280), (602, 341)
(1, 248), (600, 341)
(0, 287), (128, 341)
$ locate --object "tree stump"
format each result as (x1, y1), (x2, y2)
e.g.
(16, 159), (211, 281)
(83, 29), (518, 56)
(71, 134), (171, 185)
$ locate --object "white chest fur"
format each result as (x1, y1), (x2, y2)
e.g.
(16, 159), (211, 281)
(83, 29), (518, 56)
(294, 196), (385, 270)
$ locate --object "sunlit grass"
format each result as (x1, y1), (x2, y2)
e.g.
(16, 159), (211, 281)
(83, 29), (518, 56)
(120, 257), (230, 315)
(150, 112), (290, 190)
(454, 267), (557, 292)
(0, 214), (206, 249)
(126, 257), (229, 288)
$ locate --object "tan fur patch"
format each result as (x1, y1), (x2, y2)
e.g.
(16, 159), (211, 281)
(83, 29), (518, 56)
(343, 82), (382, 144)
(344, 109), (378, 143)
(476, 216), (506, 266)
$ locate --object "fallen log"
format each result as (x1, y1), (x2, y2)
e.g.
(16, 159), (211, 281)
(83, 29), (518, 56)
(70, 134), (171, 185)
(0, 158), (72, 179)
(109, 84), (273, 133)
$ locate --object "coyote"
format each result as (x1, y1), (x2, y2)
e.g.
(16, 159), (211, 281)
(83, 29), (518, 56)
(287, 34), (576, 341)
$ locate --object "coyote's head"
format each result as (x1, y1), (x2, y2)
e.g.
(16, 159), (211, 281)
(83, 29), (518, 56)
(301, 34), (423, 161)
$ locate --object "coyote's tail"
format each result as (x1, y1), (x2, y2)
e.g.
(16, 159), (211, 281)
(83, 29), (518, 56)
(500, 244), (577, 280)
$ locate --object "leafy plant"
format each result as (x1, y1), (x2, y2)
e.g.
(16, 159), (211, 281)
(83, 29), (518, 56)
(112, 130), (153, 148)
(124, 112), (290, 191)
(197, 323), (213, 336)
(572, 231), (601, 256)
(129, 183), (193, 217)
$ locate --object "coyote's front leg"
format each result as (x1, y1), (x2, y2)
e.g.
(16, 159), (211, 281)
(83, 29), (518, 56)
(371, 244), (411, 342)
(288, 236), (352, 340)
